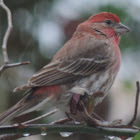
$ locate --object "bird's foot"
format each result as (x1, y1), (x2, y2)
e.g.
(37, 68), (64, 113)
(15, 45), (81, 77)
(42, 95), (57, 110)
(69, 93), (81, 115)
(79, 101), (122, 127)
(69, 93), (122, 127)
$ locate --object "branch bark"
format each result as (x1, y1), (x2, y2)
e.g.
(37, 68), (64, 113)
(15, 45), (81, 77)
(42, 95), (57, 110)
(0, 124), (138, 137)
(0, 0), (12, 63)
(128, 81), (140, 126)
(0, 61), (30, 76)
(0, 0), (30, 76)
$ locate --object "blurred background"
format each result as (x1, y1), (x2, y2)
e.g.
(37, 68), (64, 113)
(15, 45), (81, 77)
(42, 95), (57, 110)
(0, 0), (140, 139)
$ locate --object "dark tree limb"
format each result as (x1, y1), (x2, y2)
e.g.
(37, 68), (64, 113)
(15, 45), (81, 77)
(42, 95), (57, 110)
(0, 124), (138, 137)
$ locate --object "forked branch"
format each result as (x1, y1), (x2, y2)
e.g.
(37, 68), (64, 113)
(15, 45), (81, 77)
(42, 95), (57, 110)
(0, 0), (30, 76)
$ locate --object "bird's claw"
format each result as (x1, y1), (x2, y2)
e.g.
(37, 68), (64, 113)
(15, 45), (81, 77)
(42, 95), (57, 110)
(79, 100), (123, 127)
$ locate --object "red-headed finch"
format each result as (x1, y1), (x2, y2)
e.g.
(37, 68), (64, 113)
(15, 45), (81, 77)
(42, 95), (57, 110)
(0, 12), (130, 125)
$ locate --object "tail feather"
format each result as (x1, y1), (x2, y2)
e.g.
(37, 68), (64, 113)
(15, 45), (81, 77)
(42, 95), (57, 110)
(0, 89), (33, 125)
(0, 103), (23, 125)
(0, 88), (52, 125)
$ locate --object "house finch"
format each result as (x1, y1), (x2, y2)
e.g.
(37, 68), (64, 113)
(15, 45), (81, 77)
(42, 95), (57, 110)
(0, 12), (130, 125)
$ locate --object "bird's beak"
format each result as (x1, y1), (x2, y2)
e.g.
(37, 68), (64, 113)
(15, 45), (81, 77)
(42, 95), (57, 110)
(115, 22), (131, 36)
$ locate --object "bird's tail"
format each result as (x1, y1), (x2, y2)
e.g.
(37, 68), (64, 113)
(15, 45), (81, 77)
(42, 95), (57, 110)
(0, 89), (33, 125)
(0, 103), (23, 125)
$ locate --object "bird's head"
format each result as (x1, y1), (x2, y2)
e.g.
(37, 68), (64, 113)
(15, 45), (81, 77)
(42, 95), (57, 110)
(78, 12), (130, 40)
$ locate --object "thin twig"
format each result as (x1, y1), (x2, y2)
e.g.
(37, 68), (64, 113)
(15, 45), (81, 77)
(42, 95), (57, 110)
(22, 109), (58, 125)
(79, 101), (99, 126)
(0, 0), (13, 63)
(92, 112), (104, 121)
(50, 118), (70, 125)
(0, 61), (30, 76)
(0, 0), (30, 76)
(128, 81), (140, 126)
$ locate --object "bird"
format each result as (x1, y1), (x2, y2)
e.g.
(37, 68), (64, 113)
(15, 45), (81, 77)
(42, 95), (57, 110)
(0, 12), (130, 125)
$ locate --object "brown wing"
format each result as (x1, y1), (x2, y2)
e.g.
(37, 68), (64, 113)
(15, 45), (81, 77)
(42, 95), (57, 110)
(13, 36), (111, 92)
(27, 55), (109, 87)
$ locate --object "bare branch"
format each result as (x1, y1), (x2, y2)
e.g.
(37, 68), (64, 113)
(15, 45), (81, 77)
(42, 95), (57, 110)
(0, 61), (30, 76)
(22, 109), (58, 125)
(0, 0), (13, 63)
(0, 124), (138, 137)
(50, 118), (70, 125)
(0, 0), (30, 76)
(128, 81), (140, 126)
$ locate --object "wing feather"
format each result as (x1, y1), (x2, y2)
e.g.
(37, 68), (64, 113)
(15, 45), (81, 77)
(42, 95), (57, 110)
(28, 55), (109, 87)
(14, 37), (112, 92)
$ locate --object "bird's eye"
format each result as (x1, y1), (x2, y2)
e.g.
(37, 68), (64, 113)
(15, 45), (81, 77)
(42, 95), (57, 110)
(105, 20), (112, 25)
